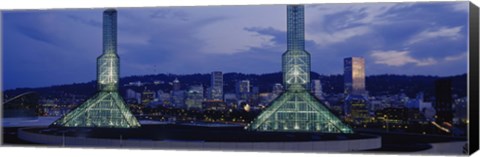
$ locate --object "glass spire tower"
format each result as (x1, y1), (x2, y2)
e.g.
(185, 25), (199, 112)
(98, 9), (119, 92)
(247, 5), (353, 133)
(283, 5), (310, 91)
(51, 9), (140, 128)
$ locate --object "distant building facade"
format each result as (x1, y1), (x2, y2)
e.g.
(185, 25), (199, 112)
(434, 78), (453, 125)
(172, 78), (181, 91)
(172, 90), (186, 108)
(141, 89), (155, 106)
(344, 57), (366, 96)
(311, 79), (323, 99)
(236, 80), (250, 101)
(210, 71), (224, 100)
(345, 95), (370, 125)
(186, 85), (204, 109)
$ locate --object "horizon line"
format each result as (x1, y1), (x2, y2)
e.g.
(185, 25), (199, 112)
(3, 72), (467, 91)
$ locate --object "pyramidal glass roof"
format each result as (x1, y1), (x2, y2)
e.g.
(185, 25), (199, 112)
(51, 92), (140, 128)
(247, 90), (353, 133)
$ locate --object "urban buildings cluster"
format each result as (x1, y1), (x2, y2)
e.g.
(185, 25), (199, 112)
(30, 60), (468, 134)
(3, 5), (468, 136)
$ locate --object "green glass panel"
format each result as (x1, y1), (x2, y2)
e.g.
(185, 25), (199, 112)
(248, 91), (353, 133)
(51, 92), (140, 128)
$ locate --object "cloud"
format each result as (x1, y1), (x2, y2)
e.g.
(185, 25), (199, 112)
(190, 6), (285, 54)
(66, 14), (101, 27)
(444, 52), (467, 61)
(305, 3), (414, 46)
(149, 9), (189, 21)
(244, 27), (285, 43)
(370, 50), (437, 67)
(416, 58), (437, 66)
(307, 26), (370, 46)
(196, 23), (276, 54)
(406, 26), (463, 45)
(450, 2), (469, 12)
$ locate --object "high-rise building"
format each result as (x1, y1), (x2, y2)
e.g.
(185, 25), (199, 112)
(311, 79), (323, 99)
(126, 88), (141, 104)
(453, 97), (467, 125)
(186, 85), (204, 109)
(344, 95), (370, 125)
(172, 90), (186, 108)
(141, 88), (155, 106)
(210, 71), (223, 100)
(248, 5), (352, 133)
(434, 78), (453, 125)
(172, 78), (181, 91)
(126, 89), (137, 99)
(344, 57), (366, 96)
(236, 80), (250, 101)
(51, 9), (140, 128)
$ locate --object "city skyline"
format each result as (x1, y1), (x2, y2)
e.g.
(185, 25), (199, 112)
(1, 3), (473, 154)
(2, 2), (469, 90)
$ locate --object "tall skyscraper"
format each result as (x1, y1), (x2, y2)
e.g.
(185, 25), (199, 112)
(186, 85), (204, 109)
(51, 9), (140, 128)
(210, 71), (224, 100)
(248, 5), (352, 133)
(236, 80), (250, 101)
(434, 78), (453, 125)
(311, 79), (323, 99)
(172, 90), (186, 108)
(172, 78), (181, 91)
(344, 57), (366, 95)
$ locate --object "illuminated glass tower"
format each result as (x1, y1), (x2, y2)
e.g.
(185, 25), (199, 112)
(51, 9), (141, 128)
(344, 57), (366, 95)
(247, 5), (352, 133)
(283, 5), (310, 91)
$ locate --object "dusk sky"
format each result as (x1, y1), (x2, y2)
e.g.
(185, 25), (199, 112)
(2, 2), (469, 90)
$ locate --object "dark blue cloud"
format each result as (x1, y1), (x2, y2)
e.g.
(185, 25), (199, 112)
(149, 9), (189, 21)
(244, 27), (286, 45)
(66, 14), (102, 27)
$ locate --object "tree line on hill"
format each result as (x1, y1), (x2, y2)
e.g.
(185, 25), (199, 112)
(3, 72), (467, 101)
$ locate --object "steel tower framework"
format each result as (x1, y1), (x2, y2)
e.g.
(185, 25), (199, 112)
(51, 9), (140, 128)
(247, 5), (353, 133)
